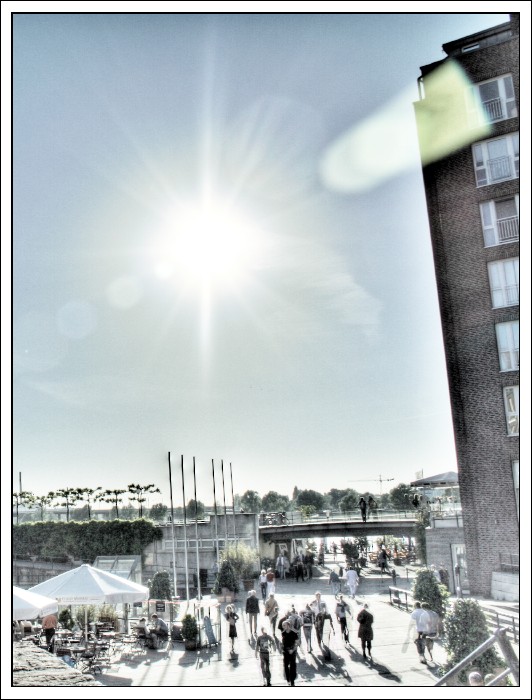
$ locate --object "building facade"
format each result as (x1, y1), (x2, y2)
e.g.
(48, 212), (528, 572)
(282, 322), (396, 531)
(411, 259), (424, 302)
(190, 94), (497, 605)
(414, 15), (519, 598)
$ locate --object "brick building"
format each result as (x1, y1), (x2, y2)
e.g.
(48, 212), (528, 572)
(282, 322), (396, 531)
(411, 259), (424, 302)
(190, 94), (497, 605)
(414, 15), (519, 598)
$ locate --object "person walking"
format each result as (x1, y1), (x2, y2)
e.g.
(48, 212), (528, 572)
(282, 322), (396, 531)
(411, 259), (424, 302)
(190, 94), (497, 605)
(255, 626), (275, 686)
(332, 542), (338, 560)
(245, 589), (260, 638)
(358, 497), (367, 522)
(281, 620), (299, 686)
(266, 567), (276, 596)
(335, 594), (352, 643)
(419, 602), (440, 662)
(329, 568), (341, 596)
(288, 605), (303, 647)
(368, 496), (378, 519)
(295, 559), (305, 582)
(300, 605), (315, 653)
(264, 593), (280, 638)
(356, 603), (374, 659)
(259, 569), (268, 603)
(319, 604), (336, 660)
(225, 604), (239, 653)
(345, 566), (359, 598)
(41, 612), (58, 652)
(410, 601), (427, 664)
(276, 553), (286, 580)
(304, 554), (313, 580)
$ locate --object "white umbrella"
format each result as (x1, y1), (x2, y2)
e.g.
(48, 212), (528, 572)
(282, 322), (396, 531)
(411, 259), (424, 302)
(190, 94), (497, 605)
(29, 564), (149, 636)
(13, 585), (58, 620)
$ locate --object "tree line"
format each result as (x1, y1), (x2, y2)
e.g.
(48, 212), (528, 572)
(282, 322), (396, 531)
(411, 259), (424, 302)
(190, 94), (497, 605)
(13, 482), (422, 524)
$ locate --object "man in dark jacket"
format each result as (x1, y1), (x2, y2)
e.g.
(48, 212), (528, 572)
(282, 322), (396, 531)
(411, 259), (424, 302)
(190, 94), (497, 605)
(281, 620), (299, 686)
(245, 589), (260, 637)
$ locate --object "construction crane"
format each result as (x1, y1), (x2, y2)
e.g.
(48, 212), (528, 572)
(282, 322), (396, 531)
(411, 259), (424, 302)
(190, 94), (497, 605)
(348, 475), (395, 495)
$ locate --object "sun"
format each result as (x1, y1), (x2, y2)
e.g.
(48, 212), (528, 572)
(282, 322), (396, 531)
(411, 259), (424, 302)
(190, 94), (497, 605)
(154, 199), (265, 291)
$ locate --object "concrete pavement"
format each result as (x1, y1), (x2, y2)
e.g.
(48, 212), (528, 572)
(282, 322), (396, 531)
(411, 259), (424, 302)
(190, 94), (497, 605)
(95, 567), (449, 689)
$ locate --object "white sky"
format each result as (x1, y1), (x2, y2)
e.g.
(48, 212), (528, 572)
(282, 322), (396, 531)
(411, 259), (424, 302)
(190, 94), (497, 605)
(4, 5), (526, 510)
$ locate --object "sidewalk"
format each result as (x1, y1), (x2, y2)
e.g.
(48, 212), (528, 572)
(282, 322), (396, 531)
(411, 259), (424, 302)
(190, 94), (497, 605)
(95, 572), (448, 688)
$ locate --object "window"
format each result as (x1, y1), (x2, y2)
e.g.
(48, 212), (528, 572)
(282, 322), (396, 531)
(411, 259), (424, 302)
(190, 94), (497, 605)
(503, 386), (519, 435)
(467, 74), (517, 125)
(473, 133), (519, 186)
(488, 258), (519, 307)
(496, 322), (519, 371)
(512, 460), (519, 519)
(480, 195), (519, 246)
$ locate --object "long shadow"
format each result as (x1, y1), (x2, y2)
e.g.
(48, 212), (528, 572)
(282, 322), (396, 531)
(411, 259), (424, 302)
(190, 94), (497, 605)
(96, 673), (134, 687)
(297, 649), (352, 684)
(343, 644), (402, 683)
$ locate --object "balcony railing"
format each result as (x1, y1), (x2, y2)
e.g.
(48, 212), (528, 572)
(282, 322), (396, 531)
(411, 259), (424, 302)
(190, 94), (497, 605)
(497, 215), (519, 241)
(488, 155), (512, 181)
(483, 97), (503, 122)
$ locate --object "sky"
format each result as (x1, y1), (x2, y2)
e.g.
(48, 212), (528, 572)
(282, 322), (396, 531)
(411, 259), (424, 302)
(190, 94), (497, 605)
(7, 7), (517, 509)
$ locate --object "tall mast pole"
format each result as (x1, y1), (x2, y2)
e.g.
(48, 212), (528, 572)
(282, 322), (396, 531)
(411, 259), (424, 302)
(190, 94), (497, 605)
(180, 455), (190, 601)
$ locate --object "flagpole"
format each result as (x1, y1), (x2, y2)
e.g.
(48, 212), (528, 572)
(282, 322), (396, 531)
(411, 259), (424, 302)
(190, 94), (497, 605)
(221, 460), (229, 548)
(193, 457), (202, 601)
(180, 455), (190, 601)
(167, 452), (178, 600)
(229, 462), (237, 542)
(212, 459), (220, 563)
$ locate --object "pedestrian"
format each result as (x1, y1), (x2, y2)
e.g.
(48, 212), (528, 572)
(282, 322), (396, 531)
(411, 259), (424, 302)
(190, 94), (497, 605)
(266, 567), (276, 596)
(276, 553), (286, 579)
(288, 605), (303, 646)
(255, 626), (274, 686)
(329, 568), (341, 596)
(368, 496), (378, 519)
(278, 609), (291, 635)
(264, 593), (280, 638)
(41, 612), (58, 652)
(332, 542), (338, 560)
(304, 553), (313, 579)
(310, 591), (326, 617)
(410, 601), (427, 663)
(319, 604), (336, 660)
(281, 620), (298, 686)
(335, 594), (351, 643)
(225, 604), (239, 652)
(245, 589), (260, 638)
(282, 553), (290, 577)
(468, 671), (484, 686)
(356, 603), (374, 659)
(419, 602), (440, 662)
(345, 566), (359, 598)
(300, 605), (315, 653)
(259, 569), (268, 602)
(358, 497), (367, 522)
(295, 559), (305, 582)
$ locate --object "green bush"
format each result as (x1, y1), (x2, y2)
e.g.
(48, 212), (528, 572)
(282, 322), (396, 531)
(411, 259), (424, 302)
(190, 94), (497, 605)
(149, 570), (173, 600)
(217, 543), (259, 581)
(442, 599), (505, 684)
(411, 568), (449, 618)
(181, 614), (198, 641)
(213, 559), (239, 594)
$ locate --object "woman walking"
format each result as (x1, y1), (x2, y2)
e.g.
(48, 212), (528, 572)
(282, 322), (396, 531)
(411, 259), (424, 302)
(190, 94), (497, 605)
(225, 604), (239, 653)
(301, 605), (315, 653)
(357, 603), (374, 659)
(259, 569), (268, 602)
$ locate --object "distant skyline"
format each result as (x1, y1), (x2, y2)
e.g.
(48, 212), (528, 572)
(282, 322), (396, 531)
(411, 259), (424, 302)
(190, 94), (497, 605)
(8, 9), (516, 507)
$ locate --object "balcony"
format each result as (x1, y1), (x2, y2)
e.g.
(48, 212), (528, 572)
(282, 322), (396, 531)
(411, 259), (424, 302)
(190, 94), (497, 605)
(497, 215), (519, 242)
(488, 155), (512, 182)
(483, 97), (504, 122)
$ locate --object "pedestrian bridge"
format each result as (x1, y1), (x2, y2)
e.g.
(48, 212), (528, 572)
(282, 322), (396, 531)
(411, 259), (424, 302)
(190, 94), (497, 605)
(258, 510), (418, 543)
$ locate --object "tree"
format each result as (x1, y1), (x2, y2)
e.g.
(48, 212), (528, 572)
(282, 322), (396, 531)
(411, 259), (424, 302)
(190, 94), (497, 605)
(328, 488), (355, 510)
(298, 504), (316, 520)
(217, 542), (259, 583)
(26, 492), (55, 521)
(443, 599), (504, 685)
(240, 490), (261, 513)
(414, 509), (431, 564)
(339, 490), (359, 513)
(78, 487), (103, 519)
(98, 489), (126, 518)
(389, 483), (416, 510)
(296, 489), (325, 511)
(411, 568), (449, 618)
(127, 483), (161, 518)
(149, 503), (169, 521)
(185, 499), (205, 520)
(54, 488), (84, 522)
(12, 491), (34, 524)
(149, 570), (173, 600)
(261, 491), (290, 513)
(213, 558), (239, 594)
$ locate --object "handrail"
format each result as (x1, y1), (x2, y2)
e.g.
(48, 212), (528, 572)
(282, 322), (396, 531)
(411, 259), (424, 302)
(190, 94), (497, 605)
(434, 627), (519, 686)
(388, 586), (412, 611)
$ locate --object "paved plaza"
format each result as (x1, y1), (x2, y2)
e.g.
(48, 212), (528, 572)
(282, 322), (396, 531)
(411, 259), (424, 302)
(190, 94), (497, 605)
(96, 568), (451, 688)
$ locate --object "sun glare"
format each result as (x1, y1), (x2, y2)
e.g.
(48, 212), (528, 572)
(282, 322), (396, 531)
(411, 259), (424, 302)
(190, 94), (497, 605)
(154, 200), (264, 291)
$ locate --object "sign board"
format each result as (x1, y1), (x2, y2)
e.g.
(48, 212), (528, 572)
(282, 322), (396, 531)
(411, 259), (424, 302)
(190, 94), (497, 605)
(155, 601), (166, 612)
(133, 601), (143, 608)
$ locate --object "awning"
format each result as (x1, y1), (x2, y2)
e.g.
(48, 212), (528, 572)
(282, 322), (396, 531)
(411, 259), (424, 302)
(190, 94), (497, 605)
(410, 471), (458, 487)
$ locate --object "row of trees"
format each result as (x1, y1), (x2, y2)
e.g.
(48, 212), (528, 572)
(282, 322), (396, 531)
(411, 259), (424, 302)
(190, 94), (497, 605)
(13, 482), (425, 524)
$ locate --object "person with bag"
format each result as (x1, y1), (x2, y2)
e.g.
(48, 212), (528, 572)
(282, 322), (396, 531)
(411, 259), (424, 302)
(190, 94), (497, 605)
(300, 605), (315, 653)
(356, 603), (374, 660)
(264, 593), (280, 638)
(225, 604), (239, 653)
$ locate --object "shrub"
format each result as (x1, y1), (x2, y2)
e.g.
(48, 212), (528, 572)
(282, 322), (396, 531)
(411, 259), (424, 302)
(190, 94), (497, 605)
(213, 559), (239, 594)
(442, 599), (504, 684)
(218, 543), (259, 581)
(149, 570), (173, 600)
(181, 614), (199, 641)
(411, 568), (449, 618)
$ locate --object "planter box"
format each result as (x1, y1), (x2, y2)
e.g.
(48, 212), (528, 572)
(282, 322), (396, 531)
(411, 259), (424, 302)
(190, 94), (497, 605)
(184, 639), (197, 650)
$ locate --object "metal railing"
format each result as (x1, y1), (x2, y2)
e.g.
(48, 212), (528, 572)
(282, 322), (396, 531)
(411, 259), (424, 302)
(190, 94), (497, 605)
(388, 586), (413, 611)
(259, 509), (418, 527)
(497, 215), (519, 241)
(488, 155), (512, 182)
(434, 627), (519, 686)
(482, 97), (503, 122)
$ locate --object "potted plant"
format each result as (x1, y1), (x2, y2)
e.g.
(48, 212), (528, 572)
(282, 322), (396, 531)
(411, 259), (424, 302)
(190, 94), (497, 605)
(181, 614), (199, 650)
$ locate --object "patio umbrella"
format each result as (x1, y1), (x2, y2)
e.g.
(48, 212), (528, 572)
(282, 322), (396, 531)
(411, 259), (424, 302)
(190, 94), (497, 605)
(29, 564), (149, 637)
(409, 471), (458, 487)
(13, 585), (58, 620)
